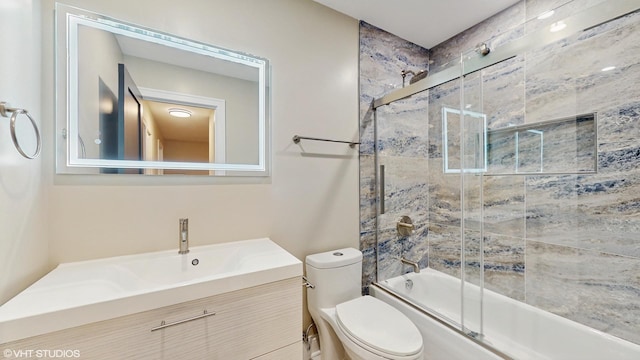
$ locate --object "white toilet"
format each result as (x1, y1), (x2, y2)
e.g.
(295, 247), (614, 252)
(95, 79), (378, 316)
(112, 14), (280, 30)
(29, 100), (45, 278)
(305, 248), (424, 360)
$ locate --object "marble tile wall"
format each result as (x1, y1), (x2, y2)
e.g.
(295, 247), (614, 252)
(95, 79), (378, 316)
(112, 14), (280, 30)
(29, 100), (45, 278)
(358, 22), (430, 293)
(526, 5), (640, 345)
(359, 0), (640, 345)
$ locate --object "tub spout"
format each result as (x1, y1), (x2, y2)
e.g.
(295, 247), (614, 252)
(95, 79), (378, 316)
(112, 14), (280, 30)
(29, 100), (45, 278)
(179, 218), (189, 254)
(400, 257), (420, 273)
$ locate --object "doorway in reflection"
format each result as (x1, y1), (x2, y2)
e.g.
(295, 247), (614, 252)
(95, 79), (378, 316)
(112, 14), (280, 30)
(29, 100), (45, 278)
(141, 99), (216, 175)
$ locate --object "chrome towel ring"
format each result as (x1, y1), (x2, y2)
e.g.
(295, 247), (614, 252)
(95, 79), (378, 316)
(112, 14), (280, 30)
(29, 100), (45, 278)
(0, 101), (41, 159)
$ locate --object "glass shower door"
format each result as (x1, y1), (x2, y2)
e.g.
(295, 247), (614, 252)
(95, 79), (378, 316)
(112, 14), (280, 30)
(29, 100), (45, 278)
(371, 1), (640, 357)
(458, 49), (487, 339)
(374, 92), (430, 285)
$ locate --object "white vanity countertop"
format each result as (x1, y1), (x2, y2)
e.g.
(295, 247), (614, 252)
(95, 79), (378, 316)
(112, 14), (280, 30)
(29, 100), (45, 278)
(0, 238), (302, 343)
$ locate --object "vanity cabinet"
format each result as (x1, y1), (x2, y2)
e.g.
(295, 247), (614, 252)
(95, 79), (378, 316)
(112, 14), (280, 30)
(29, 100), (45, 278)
(3, 277), (302, 359)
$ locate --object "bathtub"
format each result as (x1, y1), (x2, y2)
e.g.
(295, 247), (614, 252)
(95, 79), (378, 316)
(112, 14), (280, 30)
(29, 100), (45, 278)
(0, 238), (302, 343)
(371, 268), (640, 360)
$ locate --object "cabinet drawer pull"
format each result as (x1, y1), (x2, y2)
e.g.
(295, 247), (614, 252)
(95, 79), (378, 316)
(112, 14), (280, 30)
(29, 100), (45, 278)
(151, 310), (216, 332)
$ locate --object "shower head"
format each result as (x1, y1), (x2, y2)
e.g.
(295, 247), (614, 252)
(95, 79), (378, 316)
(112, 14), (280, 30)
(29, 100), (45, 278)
(401, 69), (429, 87)
(409, 70), (428, 84)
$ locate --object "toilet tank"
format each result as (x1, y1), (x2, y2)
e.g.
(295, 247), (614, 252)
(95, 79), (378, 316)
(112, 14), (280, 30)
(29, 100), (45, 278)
(305, 248), (362, 310)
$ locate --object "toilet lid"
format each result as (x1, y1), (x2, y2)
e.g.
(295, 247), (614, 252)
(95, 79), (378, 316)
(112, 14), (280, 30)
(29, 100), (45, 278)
(335, 296), (423, 357)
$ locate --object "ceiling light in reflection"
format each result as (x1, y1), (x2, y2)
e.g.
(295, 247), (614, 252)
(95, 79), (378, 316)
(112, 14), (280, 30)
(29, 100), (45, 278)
(601, 66), (616, 72)
(168, 108), (192, 118)
(550, 21), (567, 32)
(537, 10), (555, 20)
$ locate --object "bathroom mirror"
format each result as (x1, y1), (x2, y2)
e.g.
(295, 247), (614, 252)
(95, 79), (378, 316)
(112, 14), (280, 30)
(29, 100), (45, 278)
(55, 4), (270, 176)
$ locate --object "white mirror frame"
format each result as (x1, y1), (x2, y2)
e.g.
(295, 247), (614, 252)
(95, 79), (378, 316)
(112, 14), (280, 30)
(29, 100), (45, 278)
(55, 3), (270, 176)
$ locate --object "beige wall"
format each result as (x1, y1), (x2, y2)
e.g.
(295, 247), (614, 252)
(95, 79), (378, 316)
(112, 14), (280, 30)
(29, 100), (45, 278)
(41, 0), (360, 326)
(0, 0), (48, 304)
(141, 102), (161, 163)
(162, 140), (209, 176)
(163, 140), (208, 163)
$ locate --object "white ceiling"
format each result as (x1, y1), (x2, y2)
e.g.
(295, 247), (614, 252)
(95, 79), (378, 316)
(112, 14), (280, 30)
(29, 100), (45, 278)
(314, 0), (521, 49)
(115, 34), (259, 82)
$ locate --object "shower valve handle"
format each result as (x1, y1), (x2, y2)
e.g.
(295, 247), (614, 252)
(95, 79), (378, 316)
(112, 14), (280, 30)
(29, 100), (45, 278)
(397, 222), (414, 230)
(397, 215), (415, 236)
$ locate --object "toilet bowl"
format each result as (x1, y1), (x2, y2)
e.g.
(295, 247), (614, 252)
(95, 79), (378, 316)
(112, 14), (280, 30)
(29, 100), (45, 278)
(305, 248), (423, 360)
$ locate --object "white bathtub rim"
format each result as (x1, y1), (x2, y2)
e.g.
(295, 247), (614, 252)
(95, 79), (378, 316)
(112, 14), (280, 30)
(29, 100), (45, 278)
(370, 284), (505, 360)
(377, 268), (640, 360)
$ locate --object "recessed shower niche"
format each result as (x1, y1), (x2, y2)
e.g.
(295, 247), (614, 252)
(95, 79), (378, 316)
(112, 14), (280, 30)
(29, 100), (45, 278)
(442, 111), (597, 175)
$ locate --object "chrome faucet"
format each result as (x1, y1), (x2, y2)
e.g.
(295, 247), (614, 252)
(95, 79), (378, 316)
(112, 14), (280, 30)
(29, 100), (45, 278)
(400, 257), (420, 273)
(179, 218), (189, 254)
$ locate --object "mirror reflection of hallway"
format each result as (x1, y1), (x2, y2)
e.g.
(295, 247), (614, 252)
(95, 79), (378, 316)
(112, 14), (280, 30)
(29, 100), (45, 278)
(142, 99), (215, 175)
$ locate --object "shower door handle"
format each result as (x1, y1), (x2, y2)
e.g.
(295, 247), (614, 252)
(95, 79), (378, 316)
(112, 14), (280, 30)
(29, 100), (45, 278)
(380, 164), (385, 214)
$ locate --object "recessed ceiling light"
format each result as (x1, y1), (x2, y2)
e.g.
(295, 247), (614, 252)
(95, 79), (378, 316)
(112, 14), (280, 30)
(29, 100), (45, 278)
(168, 108), (192, 118)
(537, 10), (555, 20)
(601, 66), (616, 72)
(549, 21), (567, 32)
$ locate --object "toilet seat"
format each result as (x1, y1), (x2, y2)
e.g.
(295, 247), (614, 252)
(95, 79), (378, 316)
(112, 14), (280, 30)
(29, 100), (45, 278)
(335, 296), (423, 359)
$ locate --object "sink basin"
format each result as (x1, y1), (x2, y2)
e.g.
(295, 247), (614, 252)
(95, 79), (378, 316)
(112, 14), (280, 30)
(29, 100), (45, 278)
(0, 238), (302, 343)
